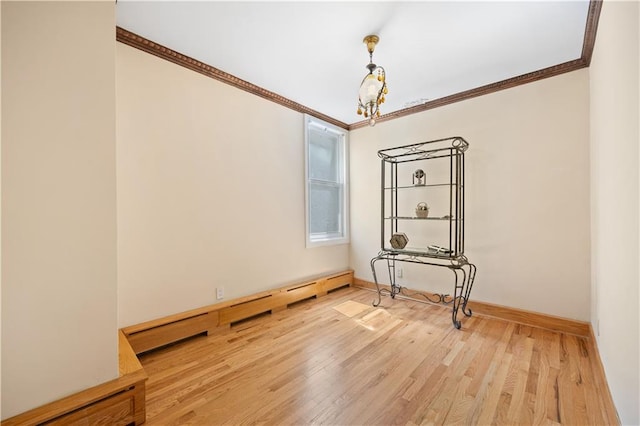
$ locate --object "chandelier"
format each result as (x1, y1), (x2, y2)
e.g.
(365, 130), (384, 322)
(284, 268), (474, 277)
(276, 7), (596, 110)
(357, 35), (388, 127)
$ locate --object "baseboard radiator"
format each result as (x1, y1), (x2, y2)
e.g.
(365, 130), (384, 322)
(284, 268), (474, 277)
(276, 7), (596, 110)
(2, 331), (147, 426)
(122, 270), (354, 355)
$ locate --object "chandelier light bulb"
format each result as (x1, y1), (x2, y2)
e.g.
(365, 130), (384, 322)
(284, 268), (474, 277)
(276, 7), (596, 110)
(359, 74), (382, 105)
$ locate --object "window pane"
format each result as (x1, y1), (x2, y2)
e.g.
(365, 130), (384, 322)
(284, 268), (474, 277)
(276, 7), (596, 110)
(309, 183), (341, 234)
(304, 115), (348, 247)
(309, 128), (339, 182)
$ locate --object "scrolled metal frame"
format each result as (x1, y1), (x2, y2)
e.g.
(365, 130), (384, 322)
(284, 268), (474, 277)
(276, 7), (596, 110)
(370, 137), (477, 329)
(370, 253), (476, 329)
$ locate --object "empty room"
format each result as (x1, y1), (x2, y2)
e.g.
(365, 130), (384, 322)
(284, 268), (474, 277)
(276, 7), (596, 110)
(1, 1), (639, 425)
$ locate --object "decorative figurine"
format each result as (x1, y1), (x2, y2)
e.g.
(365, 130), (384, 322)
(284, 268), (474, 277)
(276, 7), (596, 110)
(413, 169), (426, 186)
(390, 232), (409, 249)
(415, 202), (429, 218)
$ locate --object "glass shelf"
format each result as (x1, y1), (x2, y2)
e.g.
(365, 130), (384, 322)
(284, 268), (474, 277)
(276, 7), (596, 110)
(385, 216), (459, 221)
(384, 183), (462, 190)
(381, 246), (456, 258)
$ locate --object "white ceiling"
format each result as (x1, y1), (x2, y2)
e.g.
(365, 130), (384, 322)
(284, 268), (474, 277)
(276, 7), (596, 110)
(116, 1), (591, 126)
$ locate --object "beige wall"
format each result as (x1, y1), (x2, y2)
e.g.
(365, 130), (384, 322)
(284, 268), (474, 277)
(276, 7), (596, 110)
(0, 1), (3, 420)
(589, 1), (639, 424)
(116, 44), (349, 327)
(1, 2), (118, 419)
(350, 69), (591, 321)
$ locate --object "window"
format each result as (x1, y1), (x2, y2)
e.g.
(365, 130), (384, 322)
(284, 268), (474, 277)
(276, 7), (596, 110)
(305, 115), (349, 247)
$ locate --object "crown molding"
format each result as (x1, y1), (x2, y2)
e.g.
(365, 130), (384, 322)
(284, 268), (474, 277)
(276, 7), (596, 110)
(349, 0), (602, 130)
(348, 58), (587, 130)
(116, 0), (601, 132)
(581, 0), (603, 66)
(116, 27), (350, 130)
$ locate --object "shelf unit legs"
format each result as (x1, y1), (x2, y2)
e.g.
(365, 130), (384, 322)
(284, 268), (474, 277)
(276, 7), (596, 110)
(449, 264), (476, 329)
(461, 263), (477, 317)
(371, 255), (401, 307)
(370, 254), (477, 329)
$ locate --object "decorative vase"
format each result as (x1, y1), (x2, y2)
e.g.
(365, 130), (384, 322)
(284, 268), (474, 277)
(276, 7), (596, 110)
(415, 202), (429, 218)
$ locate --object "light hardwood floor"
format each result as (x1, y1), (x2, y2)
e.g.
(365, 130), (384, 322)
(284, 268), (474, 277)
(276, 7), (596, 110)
(139, 287), (618, 425)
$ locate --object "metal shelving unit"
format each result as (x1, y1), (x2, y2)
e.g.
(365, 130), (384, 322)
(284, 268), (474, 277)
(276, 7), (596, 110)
(370, 136), (477, 329)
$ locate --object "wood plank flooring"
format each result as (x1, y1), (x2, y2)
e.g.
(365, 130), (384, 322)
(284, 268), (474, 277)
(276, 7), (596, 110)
(139, 287), (618, 425)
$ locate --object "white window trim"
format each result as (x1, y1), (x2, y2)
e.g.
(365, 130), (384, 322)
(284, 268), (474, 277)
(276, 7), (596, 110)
(304, 114), (350, 248)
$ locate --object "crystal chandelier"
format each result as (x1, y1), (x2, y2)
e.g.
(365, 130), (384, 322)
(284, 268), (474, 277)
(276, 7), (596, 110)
(357, 35), (388, 127)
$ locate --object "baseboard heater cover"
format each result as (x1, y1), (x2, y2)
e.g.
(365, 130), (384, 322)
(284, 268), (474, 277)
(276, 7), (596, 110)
(123, 270), (354, 354)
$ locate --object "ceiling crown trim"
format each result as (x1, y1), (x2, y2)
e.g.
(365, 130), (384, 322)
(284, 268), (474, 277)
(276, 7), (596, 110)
(581, 0), (603, 66)
(349, 58), (587, 130)
(116, 0), (601, 132)
(116, 26), (350, 130)
(350, 0), (602, 129)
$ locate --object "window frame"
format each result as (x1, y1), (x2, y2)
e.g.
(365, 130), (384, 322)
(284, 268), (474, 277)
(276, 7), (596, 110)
(304, 114), (349, 248)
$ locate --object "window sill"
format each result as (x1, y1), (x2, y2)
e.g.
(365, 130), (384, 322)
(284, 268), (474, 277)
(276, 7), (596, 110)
(306, 236), (350, 248)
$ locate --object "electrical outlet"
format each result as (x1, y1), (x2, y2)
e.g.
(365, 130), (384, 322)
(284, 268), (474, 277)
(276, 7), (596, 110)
(216, 287), (224, 300)
(396, 267), (403, 278)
